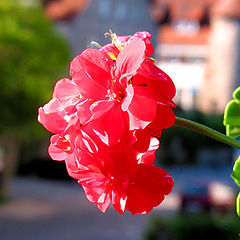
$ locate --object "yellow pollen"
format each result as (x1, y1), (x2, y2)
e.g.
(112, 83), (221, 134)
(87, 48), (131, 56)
(64, 146), (71, 152)
(127, 79), (132, 85)
(107, 52), (117, 61)
(147, 57), (156, 62)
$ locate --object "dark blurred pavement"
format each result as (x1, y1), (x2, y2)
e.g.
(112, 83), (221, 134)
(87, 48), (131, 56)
(0, 164), (236, 240)
(0, 177), (177, 240)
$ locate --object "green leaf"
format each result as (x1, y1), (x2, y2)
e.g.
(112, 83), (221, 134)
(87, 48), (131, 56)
(224, 87), (240, 138)
(236, 192), (240, 216)
(232, 156), (240, 187)
(226, 125), (240, 139)
(233, 87), (240, 101)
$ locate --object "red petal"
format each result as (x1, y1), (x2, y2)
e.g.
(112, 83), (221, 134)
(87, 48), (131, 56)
(99, 43), (120, 60)
(131, 129), (151, 153)
(112, 189), (127, 214)
(76, 100), (93, 124)
(137, 137), (160, 165)
(126, 164), (174, 215)
(70, 49), (111, 99)
(90, 101), (127, 146)
(147, 104), (175, 135)
(104, 143), (137, 178)
(127, 92), (157, 130)
(136, 61), (176, 106)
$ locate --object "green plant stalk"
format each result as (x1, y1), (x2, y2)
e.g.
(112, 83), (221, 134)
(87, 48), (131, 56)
(175, 117), (240, 149)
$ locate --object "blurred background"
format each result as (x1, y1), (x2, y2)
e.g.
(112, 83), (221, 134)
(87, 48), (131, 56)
(1, 0), (240, 239)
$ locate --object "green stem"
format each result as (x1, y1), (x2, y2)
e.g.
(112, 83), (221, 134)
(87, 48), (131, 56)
(175, 117), (240, 149)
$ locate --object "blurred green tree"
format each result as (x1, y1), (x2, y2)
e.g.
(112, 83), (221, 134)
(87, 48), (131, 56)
(0, 0), (70, 200)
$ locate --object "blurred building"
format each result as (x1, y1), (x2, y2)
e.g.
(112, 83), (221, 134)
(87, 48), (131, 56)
(43, 0), (157, 56)
(151, 0), (240, 113)
(150, 0), (212, 110)
(200, 0), (240, 113)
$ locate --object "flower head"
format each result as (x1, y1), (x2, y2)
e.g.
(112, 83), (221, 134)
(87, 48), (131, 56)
(38, 31), (176, 215)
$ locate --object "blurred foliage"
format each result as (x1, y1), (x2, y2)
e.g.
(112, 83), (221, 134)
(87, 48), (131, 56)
(0, 0), (70, 139)
(158, 108), (230, 165)
(145, 213), (240, 240)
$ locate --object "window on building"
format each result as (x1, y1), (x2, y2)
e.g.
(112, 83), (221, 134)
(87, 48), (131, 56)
(98, 0), (111, 20)
(172, 20), (200, 36)
(115, 2), (127, 22)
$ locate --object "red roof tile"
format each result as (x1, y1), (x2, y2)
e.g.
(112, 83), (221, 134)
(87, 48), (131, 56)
(169, 0), (206, 21)
(44, 0), (89, 20)
(152, 0), (216, 22)
(158, 25), (210, 45)
(211, 0), (240, 18)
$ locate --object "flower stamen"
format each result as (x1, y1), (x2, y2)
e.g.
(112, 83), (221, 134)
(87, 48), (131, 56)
(91, 41), (102, 48)
(107, 52), (117, 61)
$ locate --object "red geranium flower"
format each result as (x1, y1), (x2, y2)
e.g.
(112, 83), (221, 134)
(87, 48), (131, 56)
(37, 31), (176, 215)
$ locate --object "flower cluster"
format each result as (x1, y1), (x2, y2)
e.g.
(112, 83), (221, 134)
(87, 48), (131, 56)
(38, 31), (176, 215)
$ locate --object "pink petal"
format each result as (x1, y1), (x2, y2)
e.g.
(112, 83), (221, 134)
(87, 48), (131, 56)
(115, 38), (146, 83)
(38, 102), (67, 134)
(53, 78), (79, 100)
(48, 142), (68, 161)
(96, 194), (111, 213)
(81, 184), (108, 203)
(121, 84), (134, 111)
(90, 100), (115, 120)
(133, 31), (154, 56)
(48, 134), (73, 161)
